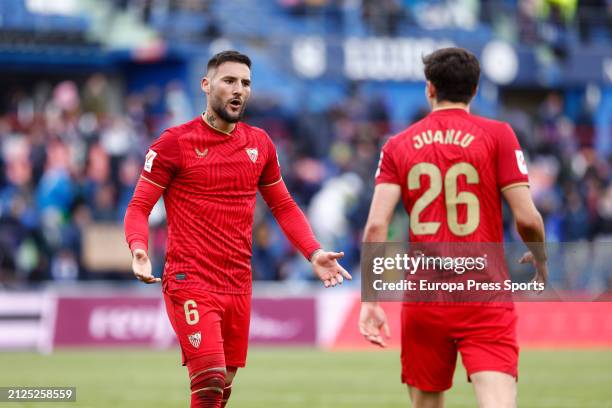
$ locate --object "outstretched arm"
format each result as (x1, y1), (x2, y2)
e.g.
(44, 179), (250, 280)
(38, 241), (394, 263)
(259, 179), (352, 287)
(124, 177), (164, 284)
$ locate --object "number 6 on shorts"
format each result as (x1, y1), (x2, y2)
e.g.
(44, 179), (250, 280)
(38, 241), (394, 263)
(184, 300), (199, 325)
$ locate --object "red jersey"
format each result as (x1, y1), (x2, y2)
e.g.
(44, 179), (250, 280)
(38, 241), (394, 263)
(140, 116), (282, 294)
(376, 108), (529, 242)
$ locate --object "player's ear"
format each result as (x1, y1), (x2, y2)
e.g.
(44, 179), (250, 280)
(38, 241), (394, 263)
(426, 81), (436, 100)
(201, 76), (210, 95)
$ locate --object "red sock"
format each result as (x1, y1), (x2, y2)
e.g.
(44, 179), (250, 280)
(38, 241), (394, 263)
(188, 355), (226, 408)
(190, 370), (225, 408)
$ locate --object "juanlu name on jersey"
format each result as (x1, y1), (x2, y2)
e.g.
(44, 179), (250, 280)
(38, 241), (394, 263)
(412, 129), (475, 150)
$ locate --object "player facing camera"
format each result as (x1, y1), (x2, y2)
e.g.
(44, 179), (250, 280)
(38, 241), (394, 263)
(125, 50), (351, 408)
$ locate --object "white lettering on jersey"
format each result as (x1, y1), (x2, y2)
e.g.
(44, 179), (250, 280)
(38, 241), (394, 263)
(144, 149), (157, 173)
(515, 150), (528, 175)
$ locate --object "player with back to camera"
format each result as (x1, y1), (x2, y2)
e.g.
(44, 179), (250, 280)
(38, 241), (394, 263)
(124, 50), (351, 408)
(359, 47), (548, 408)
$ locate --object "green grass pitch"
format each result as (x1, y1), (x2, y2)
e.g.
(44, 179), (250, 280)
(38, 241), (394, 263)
(0, 348), (611, 407)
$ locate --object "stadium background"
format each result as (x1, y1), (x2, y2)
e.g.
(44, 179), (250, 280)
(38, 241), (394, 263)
(0, 0), (610, 407)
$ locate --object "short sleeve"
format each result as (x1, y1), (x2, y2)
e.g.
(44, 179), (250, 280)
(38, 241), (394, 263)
(375, 140), (401, 185)
(497, 123), (529, 191)
(258, 134), (282, 186)
(140, 130), (180, 189)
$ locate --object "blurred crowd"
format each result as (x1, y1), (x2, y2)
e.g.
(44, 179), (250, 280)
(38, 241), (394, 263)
(0, 0), (610, 288)
(0, 72), (609, 289)
(276, 0), (612, 44)
(113, 0), (611, 45)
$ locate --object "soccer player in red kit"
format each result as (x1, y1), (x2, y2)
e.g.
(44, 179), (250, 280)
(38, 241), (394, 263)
(124, 50), (351, 408)
(359, 48), (548, 408)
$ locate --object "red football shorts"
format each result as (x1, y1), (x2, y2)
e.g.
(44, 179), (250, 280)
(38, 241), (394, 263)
(163, 288), (251, 368)
(400, 304), (518, 392)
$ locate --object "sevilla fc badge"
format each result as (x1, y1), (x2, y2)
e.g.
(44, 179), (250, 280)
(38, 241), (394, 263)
(245, 148), (258, 163)
(188, 331), (202, 348)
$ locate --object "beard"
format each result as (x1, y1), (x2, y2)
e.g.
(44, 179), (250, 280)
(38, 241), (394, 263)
(210, 95), (247, 123)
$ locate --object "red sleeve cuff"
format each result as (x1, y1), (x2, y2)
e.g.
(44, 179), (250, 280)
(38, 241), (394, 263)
(130, 241), (148, 253)
(307, 247), (323, 261)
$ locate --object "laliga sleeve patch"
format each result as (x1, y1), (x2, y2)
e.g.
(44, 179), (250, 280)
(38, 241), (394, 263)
(374, 151), (384, 178)
(144, 149), (157, 173)
(515, 150), (528, 175)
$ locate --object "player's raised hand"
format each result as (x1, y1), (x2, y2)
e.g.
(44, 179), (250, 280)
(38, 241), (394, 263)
(359, 302), (391, 348)
(132, 249), (161, 284)
(311, 249), (352, 288)
(519, 251), (548, 290)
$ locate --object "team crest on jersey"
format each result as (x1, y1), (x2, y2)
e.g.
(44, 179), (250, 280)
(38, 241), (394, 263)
(144, 149), (157, 173)
(188, 331), (202, 348)
(245, 148), (258, 163)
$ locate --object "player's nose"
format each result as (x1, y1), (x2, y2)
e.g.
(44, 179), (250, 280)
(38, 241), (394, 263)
(232, 83), (244, 96)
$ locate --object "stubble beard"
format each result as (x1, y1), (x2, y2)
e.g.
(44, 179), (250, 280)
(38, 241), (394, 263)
(210, 95), (246, 124)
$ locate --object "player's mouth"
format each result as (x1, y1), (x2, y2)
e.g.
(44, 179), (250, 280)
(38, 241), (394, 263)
(228, 98), (242, 112)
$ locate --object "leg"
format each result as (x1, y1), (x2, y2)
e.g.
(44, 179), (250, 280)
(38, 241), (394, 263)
(220, 294), (251, 407)
(163, 290), (226, 408)
(455, 307), (519, 408)
(407, 385), (444, 408)
(400, 306), (457, 395)
(221, 367), (238, 407)
(470, 371), (516, 408)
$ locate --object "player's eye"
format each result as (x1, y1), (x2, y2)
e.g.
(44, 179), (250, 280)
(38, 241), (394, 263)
(242, 81), (251, 87)
(224, 79), (234, 84)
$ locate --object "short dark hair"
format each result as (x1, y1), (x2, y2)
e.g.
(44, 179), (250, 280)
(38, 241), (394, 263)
(207, 50), (251, 73)
(422, 47), (480, 104)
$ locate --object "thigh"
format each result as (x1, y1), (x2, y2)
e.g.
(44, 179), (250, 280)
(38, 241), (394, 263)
(221, 293), (251, 368)
(455, 306), (519, 381)
(163, 290), (225, 367)
(401, 305), (457, 392)
(470, 371), (516, 408)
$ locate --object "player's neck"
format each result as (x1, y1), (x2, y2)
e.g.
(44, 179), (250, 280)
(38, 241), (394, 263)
(431, 102), (470, 113)
(202, 111), (236, 135)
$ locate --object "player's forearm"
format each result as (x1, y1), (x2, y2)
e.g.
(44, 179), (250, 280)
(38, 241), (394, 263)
(363, 221), (389, 308)
(515, 211), (547, 262)
(362, 222), (389, 243)
(124, 205), (149, 252)
(259, 181), (321, 259)
(503, 186), (547, 262)
(124, 177), (163, 253)
(277, 208), (321, 258)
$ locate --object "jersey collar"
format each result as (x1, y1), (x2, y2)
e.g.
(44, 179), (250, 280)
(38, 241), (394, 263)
(429, 107), (470, 116)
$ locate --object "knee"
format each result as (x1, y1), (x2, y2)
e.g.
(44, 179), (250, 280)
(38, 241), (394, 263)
(408, 386), (444, 408)
(221, 367), (238, 407)
(225, 367), (238, 385)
